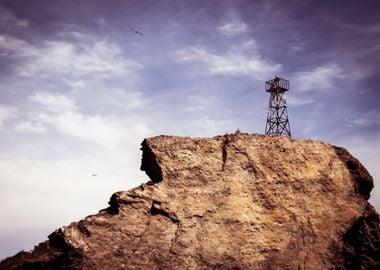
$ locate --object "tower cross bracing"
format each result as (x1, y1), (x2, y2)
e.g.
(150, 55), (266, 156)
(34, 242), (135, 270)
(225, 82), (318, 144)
(265, 76), (291, 137)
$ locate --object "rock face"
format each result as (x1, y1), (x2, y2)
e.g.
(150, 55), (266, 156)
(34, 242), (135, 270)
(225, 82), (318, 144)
(1, 133), (379, 269)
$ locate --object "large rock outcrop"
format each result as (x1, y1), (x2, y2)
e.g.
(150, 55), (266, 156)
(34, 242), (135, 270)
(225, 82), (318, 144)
(1, 133), (379, 269)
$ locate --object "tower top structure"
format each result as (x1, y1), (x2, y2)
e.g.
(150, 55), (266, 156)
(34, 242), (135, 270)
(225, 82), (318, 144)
(265, 75), (289, 94)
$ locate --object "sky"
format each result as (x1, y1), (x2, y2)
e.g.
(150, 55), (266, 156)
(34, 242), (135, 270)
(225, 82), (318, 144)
(0, 0), (379, 260)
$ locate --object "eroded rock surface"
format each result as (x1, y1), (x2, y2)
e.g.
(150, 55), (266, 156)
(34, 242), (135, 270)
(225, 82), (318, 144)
(1, 133), (379, 269)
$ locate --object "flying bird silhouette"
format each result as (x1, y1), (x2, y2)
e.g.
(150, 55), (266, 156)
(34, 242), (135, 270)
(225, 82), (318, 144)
(130, 28), (143, 35)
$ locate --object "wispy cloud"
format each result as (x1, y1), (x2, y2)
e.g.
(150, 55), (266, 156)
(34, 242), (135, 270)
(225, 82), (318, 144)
(36, 111), (127, 147)
(176, 39), (281, 80)
(19, 40), (140, 78)
(286, 95), (316, 106)
(346, 110), (380, 128)
(187, 115), (234, 136)
(336, 21), (380, 38)
(217, 21), (248, 36)
(27, 92), (150, 148)
(291, 45), (303, 52)
(0, 6), (29, 29)
(0, 35), (36, 57)
(184, 94), (215, 112)
(293, 64), (345, 92)
(13, 121), (47, 134)
(0, 34), (141, 79)
(104, 89), (148, 110)
(0, 105), (18, 126)
(29, 92), (77, 112)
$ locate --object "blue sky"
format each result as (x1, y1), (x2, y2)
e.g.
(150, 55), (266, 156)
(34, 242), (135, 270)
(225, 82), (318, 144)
(0, 0), (379, 259)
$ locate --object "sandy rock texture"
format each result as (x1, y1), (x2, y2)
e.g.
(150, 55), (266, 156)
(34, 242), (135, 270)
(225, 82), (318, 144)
(1, 133), (379, 269)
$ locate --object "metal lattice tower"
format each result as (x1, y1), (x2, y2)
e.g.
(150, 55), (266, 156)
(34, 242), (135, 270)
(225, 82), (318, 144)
(265, 75), (291, 137)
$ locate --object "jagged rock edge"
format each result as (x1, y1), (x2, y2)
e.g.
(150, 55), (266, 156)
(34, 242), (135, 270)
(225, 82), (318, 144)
(140, 138), (164, 183)
(333, 146), (374, 199)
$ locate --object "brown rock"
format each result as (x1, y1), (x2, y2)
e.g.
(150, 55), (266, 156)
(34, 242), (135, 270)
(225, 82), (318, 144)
(1, 133), (379, 269)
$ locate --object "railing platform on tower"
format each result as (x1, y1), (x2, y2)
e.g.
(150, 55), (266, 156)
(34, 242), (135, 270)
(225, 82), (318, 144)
(265, 77), (289, 93)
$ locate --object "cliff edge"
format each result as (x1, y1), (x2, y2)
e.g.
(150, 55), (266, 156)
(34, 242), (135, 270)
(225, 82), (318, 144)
(1, 133), (379, 269)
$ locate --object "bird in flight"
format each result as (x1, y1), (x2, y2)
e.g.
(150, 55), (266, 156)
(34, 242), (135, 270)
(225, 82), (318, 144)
(130, 28), (143, 35)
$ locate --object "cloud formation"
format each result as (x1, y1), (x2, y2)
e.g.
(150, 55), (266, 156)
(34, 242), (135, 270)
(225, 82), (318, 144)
(176, 40), (281, 80)
(29, 92), (77, 112)
(0, 34), (141, 79)
(346, 110), (380, 128)
(217, 21), (248, 36)
(0, 106), (18, 126)
(27, 91), (151, 148)
(286, 95), (316, 106)
(0, 6), (28, 29)
(292, 64), (345, 92)
(13, 121), (47, 134)
(21, 40), (140, 78)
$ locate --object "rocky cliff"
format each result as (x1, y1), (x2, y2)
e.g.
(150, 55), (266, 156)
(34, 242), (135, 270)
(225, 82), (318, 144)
(1, 133), (379, 269)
